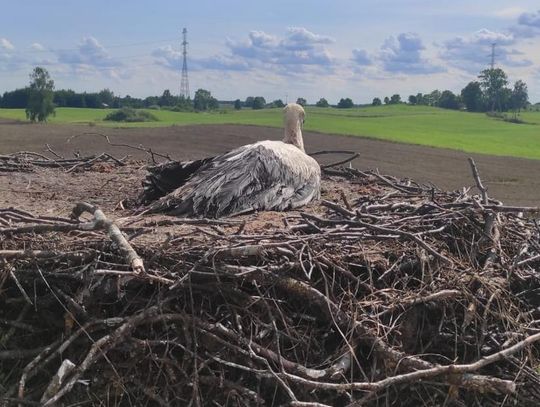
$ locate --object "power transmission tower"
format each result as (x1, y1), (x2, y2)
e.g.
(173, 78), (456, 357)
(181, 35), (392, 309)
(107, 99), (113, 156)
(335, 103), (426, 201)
(489, 43), (496, 70)
(180, 28), (190, 99)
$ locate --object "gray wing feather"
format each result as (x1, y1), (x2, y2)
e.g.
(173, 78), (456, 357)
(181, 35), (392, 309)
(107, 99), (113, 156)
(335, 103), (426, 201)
(146, 144), (320, 217)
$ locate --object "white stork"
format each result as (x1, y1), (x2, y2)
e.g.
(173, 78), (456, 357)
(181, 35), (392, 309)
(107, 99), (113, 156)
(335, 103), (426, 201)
(139, 103), (321, 218)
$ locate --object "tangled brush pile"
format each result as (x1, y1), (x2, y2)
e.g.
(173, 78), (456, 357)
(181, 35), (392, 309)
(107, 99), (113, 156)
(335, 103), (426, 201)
(1, 160), (540, 406)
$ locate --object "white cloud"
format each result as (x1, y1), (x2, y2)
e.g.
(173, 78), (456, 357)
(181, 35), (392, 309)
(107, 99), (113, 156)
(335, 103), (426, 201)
(1, 38), (14, 50)
(226, 27), (334, 69)
(31, 42), (45, 51)
(440, 29), (532, 73)
(380, 33), (445, 75)
(56, 37), (121, 69)
(510, 9), (540, 37)
(351, 49), (373, 66)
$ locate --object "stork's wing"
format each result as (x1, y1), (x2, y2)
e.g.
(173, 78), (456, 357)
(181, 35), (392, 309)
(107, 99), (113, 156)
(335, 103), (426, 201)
(139, 157), (215, 204)
(145, 142), (320, 218)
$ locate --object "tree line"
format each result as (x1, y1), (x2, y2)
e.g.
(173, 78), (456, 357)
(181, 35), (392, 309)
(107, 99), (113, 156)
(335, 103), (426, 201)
(371, 68), (529, 118)
(5, 66), (534, 123)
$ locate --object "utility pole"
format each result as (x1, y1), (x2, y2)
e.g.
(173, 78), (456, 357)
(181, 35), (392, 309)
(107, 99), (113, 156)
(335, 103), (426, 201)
(180, 28), (190, 99)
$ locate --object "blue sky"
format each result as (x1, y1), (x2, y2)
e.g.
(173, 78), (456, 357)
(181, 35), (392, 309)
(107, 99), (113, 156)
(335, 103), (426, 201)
(1, 0), (539, 103)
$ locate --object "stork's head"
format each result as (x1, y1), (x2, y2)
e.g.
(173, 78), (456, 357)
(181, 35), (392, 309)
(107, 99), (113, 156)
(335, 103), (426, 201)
(283, 103), (306, 129)
(283, 103), (306, 152)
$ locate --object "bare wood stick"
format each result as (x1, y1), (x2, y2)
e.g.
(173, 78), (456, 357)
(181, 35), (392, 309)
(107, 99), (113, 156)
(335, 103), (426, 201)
(468, 157), (488, 205)
(71, 202), (144, 273)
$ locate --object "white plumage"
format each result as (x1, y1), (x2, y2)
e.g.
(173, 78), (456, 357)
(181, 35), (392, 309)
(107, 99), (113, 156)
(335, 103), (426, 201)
(139, 103), (321, 218)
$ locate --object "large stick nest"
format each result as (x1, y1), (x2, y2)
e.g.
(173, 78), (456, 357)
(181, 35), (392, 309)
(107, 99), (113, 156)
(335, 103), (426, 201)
(1, 154), (540, 406)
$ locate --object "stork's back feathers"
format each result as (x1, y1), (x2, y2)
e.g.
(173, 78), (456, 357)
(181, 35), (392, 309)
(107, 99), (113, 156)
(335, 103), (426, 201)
(142, 140), (320, 218)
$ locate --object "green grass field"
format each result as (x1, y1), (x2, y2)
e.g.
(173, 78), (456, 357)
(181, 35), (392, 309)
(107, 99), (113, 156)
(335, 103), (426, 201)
(1, 105), (540, 159)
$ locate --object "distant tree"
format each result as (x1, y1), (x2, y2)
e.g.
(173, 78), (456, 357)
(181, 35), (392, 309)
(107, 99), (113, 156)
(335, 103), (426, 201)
(252, 96), (266, 110)
(193, 88), (219, 111)
(296, 97), (307, 106)
(143, 96), (160, 108)
(511, 80), (528, 118)
(437, 90), (460, 110)
(426, 90), (441, 106)
(159, 89), (176, 107)
(501, 87), (514, 112)
(25, 67), (55, 122)
(383, 96), (390, 104)
(415, 93), (426, 105)
(98, 88), (114, 107)
(389, 94), (401, 104)
(84, 92), (100, 108)
(234, 99), (242, 110)
(479, 68), (508, 112)
(316, 98), (329, 108)
(244, 96), (255, 108)
(337, 98), (354, 108)
(372, 97), (382, 106)
(272, 99), (285, 108)
(1, 88), (30, 108)
(408, 95), (417, 105)
(176, 96), (193, 111)
(461, 81), (484, 112)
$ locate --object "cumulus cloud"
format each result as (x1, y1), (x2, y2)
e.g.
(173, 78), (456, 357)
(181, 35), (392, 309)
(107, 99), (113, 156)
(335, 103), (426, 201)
(56, 37), (120, 68)
(1, 38), (14, 50)
(227, 27), (334, 68)
(440, 29), (532, 73)
(30, 42), (45, 51)
(351, 49), (373, 65)
(153, 27), (335, 75)
(152, 45), (182, 70)
(379, 33), (444, 74)
(510, 9), (540, 37)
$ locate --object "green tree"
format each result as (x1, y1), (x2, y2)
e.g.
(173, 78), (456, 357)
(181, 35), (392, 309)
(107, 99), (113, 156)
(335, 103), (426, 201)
(372, 97), (382, 106)
(437, 90), (460, 110)
(408, 95), (417, 105)
(337, 98), (354, 108)
(316, 98), (329, 107)
(383, 96), (390, 104)
(272, 99), (285, 108)
(234, 99), (242, 110)
(252, 96), (266, 109)
(296, 97), (307, 106)
(479, 68), (508, 112)
(159, 89), (175, 107)
(511, 80), (528, 118)
(193, 89), (218, 111)
(415, 93), (426, 105)
(2, 88), (30, 108)
(389, 94), (401, 104)
(426, 90), (441, 106)
(244, 96), (254, 108)
(25, 67), (55, 122)
(461, 82), (484, 112)
(98, 88), (114, 107)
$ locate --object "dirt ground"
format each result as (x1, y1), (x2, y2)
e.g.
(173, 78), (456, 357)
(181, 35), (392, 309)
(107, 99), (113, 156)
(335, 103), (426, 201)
(1, 118), (539, 206)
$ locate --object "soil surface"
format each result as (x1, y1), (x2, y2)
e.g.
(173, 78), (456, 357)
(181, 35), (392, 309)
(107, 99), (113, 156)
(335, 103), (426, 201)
(1, 119), (539, 206)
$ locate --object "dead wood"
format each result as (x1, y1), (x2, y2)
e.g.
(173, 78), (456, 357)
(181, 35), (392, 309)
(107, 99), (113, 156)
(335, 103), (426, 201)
(1, 159), (540, 406)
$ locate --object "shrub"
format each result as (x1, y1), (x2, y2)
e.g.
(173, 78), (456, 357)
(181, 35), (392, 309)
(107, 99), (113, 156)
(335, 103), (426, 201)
(104, 107), (158, 122)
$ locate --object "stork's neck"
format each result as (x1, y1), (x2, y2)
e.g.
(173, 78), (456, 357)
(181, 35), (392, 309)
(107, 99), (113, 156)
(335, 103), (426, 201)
(283, 120), (305, 152)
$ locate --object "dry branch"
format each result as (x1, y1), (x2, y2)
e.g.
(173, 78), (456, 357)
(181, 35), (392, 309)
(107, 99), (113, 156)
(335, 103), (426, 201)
(2, 158), (540, 406)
